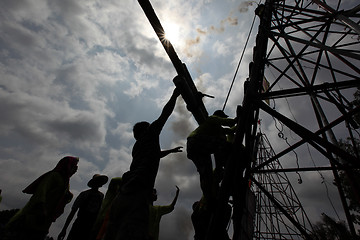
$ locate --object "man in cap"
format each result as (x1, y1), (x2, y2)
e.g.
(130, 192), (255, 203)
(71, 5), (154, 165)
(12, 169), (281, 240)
(187, 110), (237, 206)
(58, 174), (108, 240)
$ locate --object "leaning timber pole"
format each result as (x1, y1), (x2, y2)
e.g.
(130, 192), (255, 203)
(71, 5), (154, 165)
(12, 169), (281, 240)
(138, 0), (208, 124)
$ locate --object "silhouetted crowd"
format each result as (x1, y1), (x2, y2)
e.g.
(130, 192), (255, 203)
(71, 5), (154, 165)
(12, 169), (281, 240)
(0, 79), (239, 240)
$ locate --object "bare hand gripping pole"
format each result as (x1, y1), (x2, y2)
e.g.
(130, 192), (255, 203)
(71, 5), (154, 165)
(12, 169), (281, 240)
(138, 0), (208, 124)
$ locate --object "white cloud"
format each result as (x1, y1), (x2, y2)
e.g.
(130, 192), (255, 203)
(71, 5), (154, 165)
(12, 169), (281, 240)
(111, 122), (133, 143)
(213, 40), (230, 56)
(103, 147), (132, 178)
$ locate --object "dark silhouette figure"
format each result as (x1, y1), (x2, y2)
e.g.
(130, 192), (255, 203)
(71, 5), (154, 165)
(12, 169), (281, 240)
(148, 186), (180, 240)
(187, 110), (236, 206)
(58, 174), (108, 240)
(191, 197), (231, 240)
(0, 209), (19, 237)
(91, 177), (123, 240)
(104, 85), (181, 240)
(1, 156), (79, 240)
(191, 198), (211, 240)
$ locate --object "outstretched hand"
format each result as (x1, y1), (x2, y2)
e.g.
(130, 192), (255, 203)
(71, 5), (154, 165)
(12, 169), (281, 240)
(171, 146), (183, 153)
(160, 146), (183, 158)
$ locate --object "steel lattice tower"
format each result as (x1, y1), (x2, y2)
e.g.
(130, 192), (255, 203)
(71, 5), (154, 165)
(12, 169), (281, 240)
(217, 0), (360, 239)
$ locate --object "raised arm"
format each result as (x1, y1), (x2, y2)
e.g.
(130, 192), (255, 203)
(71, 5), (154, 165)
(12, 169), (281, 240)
(160, 146), (183, 158)
(156, 84), (181, 128)
(170, 186), (180, 208)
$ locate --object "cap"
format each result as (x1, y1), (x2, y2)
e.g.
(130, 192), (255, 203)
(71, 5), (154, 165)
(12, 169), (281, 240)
(213, 110), (228, 118)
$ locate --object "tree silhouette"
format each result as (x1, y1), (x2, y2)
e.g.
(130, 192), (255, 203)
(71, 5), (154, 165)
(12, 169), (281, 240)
(310, 213), (352, 240)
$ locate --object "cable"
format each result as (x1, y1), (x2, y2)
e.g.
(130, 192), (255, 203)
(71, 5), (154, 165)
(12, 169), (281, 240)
(306, 143), (341, 220)
(222, 8), (257, 111)
(268, 68), (298, 140)
(272, 116), (303, 184)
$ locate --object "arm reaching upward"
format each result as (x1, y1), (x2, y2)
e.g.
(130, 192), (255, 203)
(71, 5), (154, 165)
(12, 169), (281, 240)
(170, 186), (180, 208)
(156, 86), (180, 128)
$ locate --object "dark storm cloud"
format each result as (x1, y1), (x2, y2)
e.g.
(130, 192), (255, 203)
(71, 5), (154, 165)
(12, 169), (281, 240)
(1, 22), (38, 49)
(45, 113), (103, 141)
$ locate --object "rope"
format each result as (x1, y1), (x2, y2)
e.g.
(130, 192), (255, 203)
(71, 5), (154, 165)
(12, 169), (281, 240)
(222, 11), (257, 111)
(272, 116), (303, 184)
(306, 143), (341, 220)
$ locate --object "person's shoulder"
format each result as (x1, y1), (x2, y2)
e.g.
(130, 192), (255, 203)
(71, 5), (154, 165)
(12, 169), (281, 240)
(89, 189), (105, 197)
(77, 189), (90, 198)
(155, 204), (172, 210)
(209, 115), (235, 123)
(149, 119), (159, 128)
(46, 171), (61, 177)
(207, 115), (223, 122)
(209, 114), (227, 120)
(110, 177), (122, 182)
(147, 119), (162, 134)
(44, 171), (63, 183)
(96, 190), (105, 197)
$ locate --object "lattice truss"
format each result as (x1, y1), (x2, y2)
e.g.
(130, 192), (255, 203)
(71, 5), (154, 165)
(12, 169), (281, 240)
(252, 133), (313, 240)
(263, 0), (360, 97)
(247, 0), (360, 239)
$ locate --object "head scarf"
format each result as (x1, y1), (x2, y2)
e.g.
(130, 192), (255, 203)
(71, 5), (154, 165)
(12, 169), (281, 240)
(23, 156), (79, 194)
(22, 156), (79, 221)
(53, 156), (79, 179)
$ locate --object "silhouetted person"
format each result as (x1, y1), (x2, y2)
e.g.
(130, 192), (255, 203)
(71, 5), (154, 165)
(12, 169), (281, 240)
(1, 156), (79, 240)
(191, 196), (231, 240)
(104, 85), (181, 240)
(91, 177), (123, 240)
(58, 174), (108, 240)
(187, 110), (236, 206)
(191, 198), (211, 240)
(148, 186), (180, 240)
(0, 209), (19, 237)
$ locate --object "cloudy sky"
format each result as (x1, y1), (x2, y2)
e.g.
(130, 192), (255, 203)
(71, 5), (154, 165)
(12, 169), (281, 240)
(0, 0), (359, 239)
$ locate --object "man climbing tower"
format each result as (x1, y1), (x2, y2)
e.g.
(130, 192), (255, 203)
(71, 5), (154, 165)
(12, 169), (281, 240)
(187, 110), (237, 206)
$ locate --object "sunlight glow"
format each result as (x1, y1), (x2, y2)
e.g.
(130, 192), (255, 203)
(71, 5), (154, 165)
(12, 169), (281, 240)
(163, 22), (180, 46)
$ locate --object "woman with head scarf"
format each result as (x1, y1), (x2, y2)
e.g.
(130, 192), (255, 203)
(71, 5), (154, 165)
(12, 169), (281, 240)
(1, 156), (79, 240)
